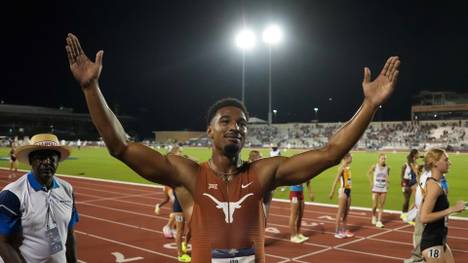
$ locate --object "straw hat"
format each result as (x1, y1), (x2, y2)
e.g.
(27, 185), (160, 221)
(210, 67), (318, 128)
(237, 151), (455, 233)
(16, 134), (71, 164)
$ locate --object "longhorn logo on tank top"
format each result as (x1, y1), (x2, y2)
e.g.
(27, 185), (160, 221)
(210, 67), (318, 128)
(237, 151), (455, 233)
(203, 193), (254, 223)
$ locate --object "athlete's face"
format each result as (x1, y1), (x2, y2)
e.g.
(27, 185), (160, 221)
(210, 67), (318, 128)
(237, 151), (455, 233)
(207, 106), (247, 157)
(434, 153), (451, 174)
(30, 150), (59, 187)
(378, 155), (386, 165)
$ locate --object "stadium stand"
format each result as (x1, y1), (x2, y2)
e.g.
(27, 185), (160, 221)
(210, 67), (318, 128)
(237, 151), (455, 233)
(0, 104), (136, 140)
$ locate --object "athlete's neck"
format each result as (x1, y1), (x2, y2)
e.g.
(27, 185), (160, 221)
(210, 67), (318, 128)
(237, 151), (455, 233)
(208, 155), (242, 178)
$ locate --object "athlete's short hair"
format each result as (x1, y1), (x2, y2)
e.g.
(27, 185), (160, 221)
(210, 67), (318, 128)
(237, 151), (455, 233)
(206, 97), (249, 126)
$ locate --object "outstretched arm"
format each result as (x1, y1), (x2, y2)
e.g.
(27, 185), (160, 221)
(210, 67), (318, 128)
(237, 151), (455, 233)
(367, 165), (375, 190)
(65, 33), (196, 190)
(270, 57), (399, 187)
(329, 167), (343, 199)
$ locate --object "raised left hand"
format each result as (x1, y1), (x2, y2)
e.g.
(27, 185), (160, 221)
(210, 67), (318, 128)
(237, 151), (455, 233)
(362, 56), (400, 107)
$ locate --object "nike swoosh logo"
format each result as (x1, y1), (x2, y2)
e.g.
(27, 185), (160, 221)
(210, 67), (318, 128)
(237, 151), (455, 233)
(241, 182), (253, 189)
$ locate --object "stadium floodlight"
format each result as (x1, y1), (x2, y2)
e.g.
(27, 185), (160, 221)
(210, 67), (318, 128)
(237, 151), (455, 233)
(262, 25), (283, 45)
(314, 107), (319, 122)
(235, 28), (256, 104)
(235, 29), (256, 50)
(263, 24), (283, 125)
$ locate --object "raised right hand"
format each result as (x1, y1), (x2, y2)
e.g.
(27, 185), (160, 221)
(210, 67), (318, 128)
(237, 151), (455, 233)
(66, 33), (104, 89)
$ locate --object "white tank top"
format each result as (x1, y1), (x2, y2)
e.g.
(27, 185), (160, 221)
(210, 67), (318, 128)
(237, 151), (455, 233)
(415, 170), (431, 209)
(372, 165), (389, 191)
(403, 163), (412, 180)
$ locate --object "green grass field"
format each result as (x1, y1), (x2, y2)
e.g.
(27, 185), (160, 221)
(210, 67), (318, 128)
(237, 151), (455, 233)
(1, 146), (467, 217)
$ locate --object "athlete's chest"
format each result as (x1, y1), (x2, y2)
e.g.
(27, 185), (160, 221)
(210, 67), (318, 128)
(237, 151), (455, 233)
(197, 171), (261, 224)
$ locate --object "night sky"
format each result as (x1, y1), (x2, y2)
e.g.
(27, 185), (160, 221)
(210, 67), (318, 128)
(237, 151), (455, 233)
(2, 1), (467, 137)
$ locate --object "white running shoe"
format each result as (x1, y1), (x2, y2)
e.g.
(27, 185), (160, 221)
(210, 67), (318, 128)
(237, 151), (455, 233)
(334, 232), (346, 239)
(400, 213), (408, 221)
(297, 234), (309, 242)
(290, 235), (306, 243)
(163, 225), (174, 239)
(376, 221), (384, 228)
(371, 216), (377, 225)
(344, 230), (354, 238)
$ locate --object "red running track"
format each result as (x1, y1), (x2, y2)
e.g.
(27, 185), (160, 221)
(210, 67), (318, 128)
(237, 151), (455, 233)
(1, 169), (467, 262)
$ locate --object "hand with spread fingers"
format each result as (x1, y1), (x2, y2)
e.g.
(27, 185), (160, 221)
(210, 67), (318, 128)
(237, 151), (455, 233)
(362, 56), (400, 108)
(66, 33), (104, 89)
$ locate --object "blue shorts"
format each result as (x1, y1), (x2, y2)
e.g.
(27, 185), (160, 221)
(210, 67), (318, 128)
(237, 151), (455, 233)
(172, 192), (182, 213)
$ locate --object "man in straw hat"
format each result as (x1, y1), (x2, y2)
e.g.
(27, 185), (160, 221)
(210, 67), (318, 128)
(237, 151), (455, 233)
(0, 134), (79, 263)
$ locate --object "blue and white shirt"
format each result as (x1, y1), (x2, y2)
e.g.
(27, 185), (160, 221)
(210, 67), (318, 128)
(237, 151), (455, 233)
(0, 172), (79, 263)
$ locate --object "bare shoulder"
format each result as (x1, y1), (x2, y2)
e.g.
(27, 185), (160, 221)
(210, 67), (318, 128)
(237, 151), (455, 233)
(425, 179), (442, 196)
(252, 156), (287, 173)
(167, 154), (201, 191)
(250, 156), (288, 190)
(167, 154), (201, 172)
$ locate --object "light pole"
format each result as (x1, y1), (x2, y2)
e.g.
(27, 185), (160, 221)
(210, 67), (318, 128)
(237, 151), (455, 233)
(273, 109), (278, 123)
(262, 25), (282, 125)
(235, 29), (256, 104)
(314, 107), (319, 122)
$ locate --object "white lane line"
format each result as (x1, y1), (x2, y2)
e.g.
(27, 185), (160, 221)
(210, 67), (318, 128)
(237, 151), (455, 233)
(335, 247), (404, 261)
(75, 230), (177, 260)
(292, 247), (333, 261)
(74, 185), (155, 196)
(77, 192), (157, 206)
(80, 214), (163, 234)
(67, 179), (160, 194)
(264, 233), (329, 249)
(79, 202), (165, 220)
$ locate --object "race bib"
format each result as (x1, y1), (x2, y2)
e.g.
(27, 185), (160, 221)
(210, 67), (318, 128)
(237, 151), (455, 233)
(212, 248), (255, 263)
(46, 227), (63, 254)
(211, 255), (255, 263)
(428, 247), (441, 259)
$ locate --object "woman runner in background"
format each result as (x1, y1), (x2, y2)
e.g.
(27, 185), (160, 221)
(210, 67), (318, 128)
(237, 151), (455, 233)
(329, 153), (354, 239)
(368, 153), (390, 228)
(401, 149), (419, 222)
